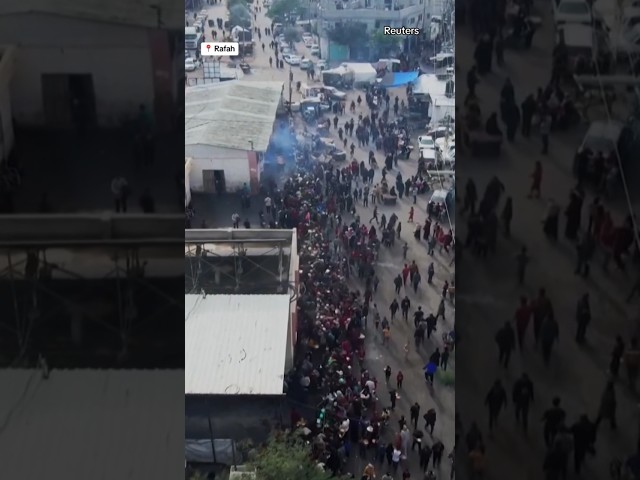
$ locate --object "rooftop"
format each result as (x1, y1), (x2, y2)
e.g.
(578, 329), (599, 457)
(413, 73), (454, 98)
(185, 80), (284, 152)
(0, 369), (184, 478)
(185, 294), (291, 395)
(0, 0), (182, 29)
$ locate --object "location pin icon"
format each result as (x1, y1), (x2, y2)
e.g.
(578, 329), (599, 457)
(206, 44), (211, 52)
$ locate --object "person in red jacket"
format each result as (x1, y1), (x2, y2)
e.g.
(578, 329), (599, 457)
(397, 370), (404, 389)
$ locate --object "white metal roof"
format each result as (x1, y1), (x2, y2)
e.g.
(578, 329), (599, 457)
(185, 80), (284, 152)
(0, 369), (184, 479)
(185, 294), (290, 395)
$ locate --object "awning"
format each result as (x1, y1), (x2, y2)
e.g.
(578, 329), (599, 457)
(378, 71), (420, 88)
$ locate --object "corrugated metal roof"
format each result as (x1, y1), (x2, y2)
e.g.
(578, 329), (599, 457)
(0, 0), (183, 29)
(184, 81), (284, 152)
(0, 369), (184, 479)
(185, 294), (290, 395)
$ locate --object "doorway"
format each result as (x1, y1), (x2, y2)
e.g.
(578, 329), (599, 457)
(202, 169), (226, 193)
(213, 170), (225, 194)
(41, 74), (97, 128)
(202, 169), (216, 193)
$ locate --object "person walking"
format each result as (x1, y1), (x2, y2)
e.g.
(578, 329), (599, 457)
(370, 205), (379, 224)
(410, 402), (421, 430)
(542, 397), (566, 446)
(427, 262), (435, 283)
(512, 373), (534, 433)
(495, 321), (516, 368)
(424, 408), (437, 435)
(111, 175), (130, 213)
(595, 380), (617, 430)
(514, 296), (531, 349)
(575, 293), (591, 344)
(541, 314), (559, 366)
(390, 299), (399, 321)
(401, 296), (411, 321)
(485, 379), (508, 434)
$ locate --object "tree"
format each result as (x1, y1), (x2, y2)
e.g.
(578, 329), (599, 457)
(250, 434), (333, 480)
(266, 0), (302, 20)
(327, 22), (368, 49)
(370, 30), (400, 55)
(283, 26), (301, 46)
(228, 3), (251, 28)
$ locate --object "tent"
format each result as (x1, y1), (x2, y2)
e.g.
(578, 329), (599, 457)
(378, 71), (420, 88)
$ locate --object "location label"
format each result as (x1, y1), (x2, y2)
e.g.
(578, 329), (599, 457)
(201, 42), (239, 56)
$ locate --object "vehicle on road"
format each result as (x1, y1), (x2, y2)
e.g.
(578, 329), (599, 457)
(303, 37), (314, 47)
(552, 0), (594, 25)
(316, 59), (327, 71)
(185, 58), (197, 72)
(286, 54), (301, 65)
(323, 86), (346, 101)
(310, 45), (320, 56)
(300, 58), (312, 70)
(417, 135), (436, 149)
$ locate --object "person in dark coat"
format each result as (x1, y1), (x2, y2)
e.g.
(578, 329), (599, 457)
(495, 321), (516, 368)
(571, 415), (596, 474)
(485, 379), (508, 433)
(595, 380), (617, 430)
(512, 373), (534, 432)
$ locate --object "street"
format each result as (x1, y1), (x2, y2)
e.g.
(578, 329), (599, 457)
(187, 2), (457, 478)
(457, 1), (640, 478)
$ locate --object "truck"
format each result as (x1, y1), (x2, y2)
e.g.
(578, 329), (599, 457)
(185, 26), (203, 51)
(340, 63), (377, 86)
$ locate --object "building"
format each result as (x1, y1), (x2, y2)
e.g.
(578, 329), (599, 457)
(0, 213), (184, 366)
(0, 0), (183, 142)
(412, 73), (454, 126)
(0, 369), (184, 478)
(184, 229), (300, 466)
(319, 0), (426, 32)
(185, 81), (284, 195)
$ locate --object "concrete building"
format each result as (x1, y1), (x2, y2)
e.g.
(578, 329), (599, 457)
(184, 229), (300, 467)
(319, 0), (426, 31)
(0, 0), (183, 143)
(184, 81), (284, 195)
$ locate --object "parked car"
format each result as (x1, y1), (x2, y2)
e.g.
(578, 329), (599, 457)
(286, 54), (301, 65)
(300, 58), (313, 70)
(417, 135), (436, 149)
(185, 57), (197, 72)
(553, 0), (594, 25)
(323, 86), (346, 101)
(310, 45), (320, 56)
(427, 126), (454, 140)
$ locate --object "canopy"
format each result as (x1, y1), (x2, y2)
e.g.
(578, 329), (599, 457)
(378, 71), (419, 88)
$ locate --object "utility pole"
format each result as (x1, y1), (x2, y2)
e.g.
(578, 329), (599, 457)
(289, 66), (293, 114)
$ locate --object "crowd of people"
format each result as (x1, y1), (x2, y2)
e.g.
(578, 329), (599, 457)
(458, 0), (640, 478)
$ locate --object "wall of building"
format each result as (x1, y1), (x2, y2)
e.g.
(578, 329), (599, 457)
(0, 14), (154, 126)
(185, 144), (251, 193)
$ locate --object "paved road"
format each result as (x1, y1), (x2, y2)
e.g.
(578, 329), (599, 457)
(189, 3), (457, 479)
(457, 2), (639, 478)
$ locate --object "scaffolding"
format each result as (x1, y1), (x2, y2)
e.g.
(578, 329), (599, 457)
(0, 214), (184, 367)
(184, 229), (299, 297)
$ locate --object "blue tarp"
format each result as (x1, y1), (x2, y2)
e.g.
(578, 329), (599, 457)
(379, 71), (420, 88)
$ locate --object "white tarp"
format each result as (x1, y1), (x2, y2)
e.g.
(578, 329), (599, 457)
(341, 63), (377, 84)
